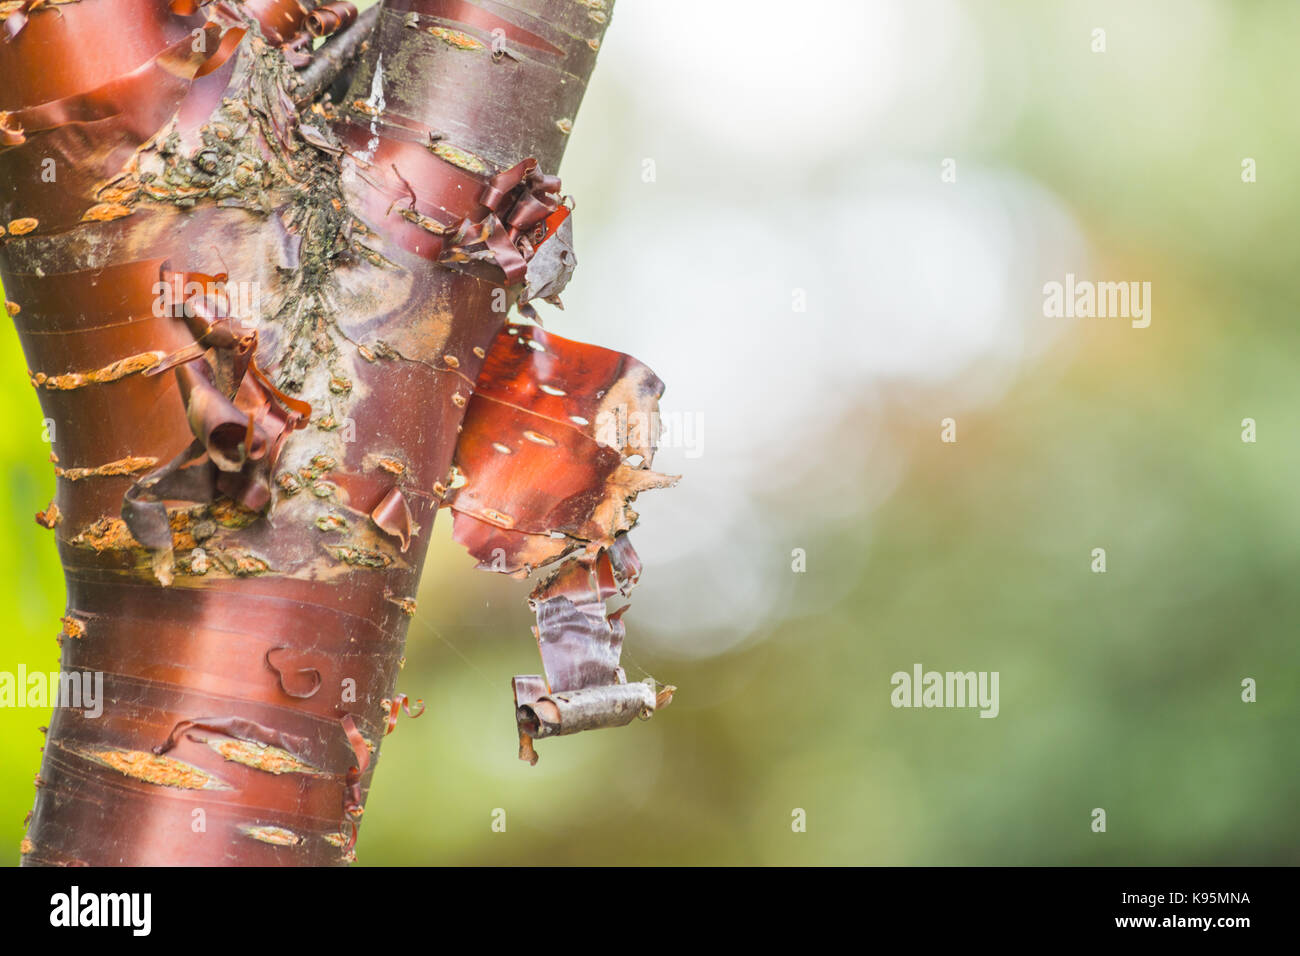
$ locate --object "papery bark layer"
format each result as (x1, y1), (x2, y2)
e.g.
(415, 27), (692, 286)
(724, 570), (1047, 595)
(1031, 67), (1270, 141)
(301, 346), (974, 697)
(1, 0), (665, 866)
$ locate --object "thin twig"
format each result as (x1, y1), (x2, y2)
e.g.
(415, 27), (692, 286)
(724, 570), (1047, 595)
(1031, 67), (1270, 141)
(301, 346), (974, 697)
(293, 4), (382, 107)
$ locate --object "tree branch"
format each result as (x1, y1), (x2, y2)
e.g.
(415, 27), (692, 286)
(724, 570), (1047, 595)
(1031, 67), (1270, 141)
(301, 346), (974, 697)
(294, 3), (380, 107)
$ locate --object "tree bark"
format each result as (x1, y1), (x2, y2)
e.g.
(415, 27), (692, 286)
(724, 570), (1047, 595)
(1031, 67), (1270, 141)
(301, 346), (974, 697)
(2, 0), (670, 867)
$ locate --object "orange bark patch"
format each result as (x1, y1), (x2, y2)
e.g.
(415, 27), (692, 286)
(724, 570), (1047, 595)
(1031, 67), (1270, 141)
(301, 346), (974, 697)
(428, 26), (484, 50)
(31, 351), (164, 390)
(327, 545), (392, 568)
(209, 739), (322, 775)
(277, 471), (304, 495)
(54, 456), (158, 481)
(398, 207), (448, 234)
(80, 202), (134, 223)
(35, 501), (61, 529)
(315, 513), (347, 532)
(71, 517), (141, 552)
(96, 184), (138, 205)
(215, 550), (270, 576)
(165, 511), (198, 551)
(322, 831), (357, 862)
(241, 825), (303, 846)
(208, 498), (261, 529)
(79, 748), (229, 790)
(429, 141), (487, 174)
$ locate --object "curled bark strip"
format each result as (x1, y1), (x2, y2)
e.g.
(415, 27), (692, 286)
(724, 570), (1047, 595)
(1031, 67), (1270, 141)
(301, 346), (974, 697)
(445, 324), (674, 573)
(605, 532), (642, 594)
(0, 110), (24, 146)
(511, 675), (547, 765)
(121, 264), (311, 584)
(381, 693), (425, 735)
(339, 713), (369, 818)
(121, 440), (213, 583)
(306, 1), (357, 38)
(265, 645), (323, 700)
(153, 716), (313, 762)
(241, 0), (315, 45)
(2, 0), (67, 42)
(343, 130), (571, 284)
(247, 357), (313, 421)
(2, 7), (27, 42)
(529, 545), (631, 694)
(0, 3), (233, 229)
(446, 326), (675, 761)
(516, 680), (656, 740)
(519, 208), (574, 313)
(193, 25), (246, 79)
(0, 23), (238, 153)
(370, 486), (414, 552)
(438, 157), (566, 287)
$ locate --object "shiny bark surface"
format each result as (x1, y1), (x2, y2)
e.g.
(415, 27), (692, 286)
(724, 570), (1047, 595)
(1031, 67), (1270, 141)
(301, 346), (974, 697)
(1, 0), (670, 866)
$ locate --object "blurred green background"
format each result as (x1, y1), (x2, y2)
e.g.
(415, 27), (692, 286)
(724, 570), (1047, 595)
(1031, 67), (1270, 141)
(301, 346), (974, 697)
(2, 0), (1298, 865)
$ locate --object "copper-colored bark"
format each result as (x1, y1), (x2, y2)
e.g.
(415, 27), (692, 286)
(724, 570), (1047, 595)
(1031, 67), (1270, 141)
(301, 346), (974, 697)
(2, 0), (669, 867)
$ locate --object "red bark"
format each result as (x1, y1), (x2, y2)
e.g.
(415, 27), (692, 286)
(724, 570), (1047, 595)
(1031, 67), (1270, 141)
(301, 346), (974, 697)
(2, 0), (670, 866)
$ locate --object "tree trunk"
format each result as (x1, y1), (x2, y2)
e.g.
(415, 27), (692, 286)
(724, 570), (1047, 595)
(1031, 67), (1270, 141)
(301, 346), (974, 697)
(2, 0), (671, 866)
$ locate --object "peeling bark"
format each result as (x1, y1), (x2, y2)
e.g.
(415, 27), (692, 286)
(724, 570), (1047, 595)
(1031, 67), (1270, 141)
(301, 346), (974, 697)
(3, 0), (670, 867)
